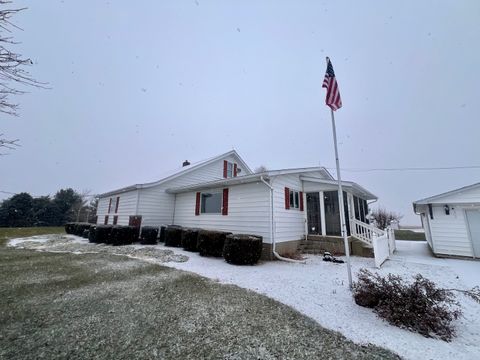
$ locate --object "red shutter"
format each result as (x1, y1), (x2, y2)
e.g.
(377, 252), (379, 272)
(115, 196), (120, 213)
(233, 163), (238, 177)
(108, 198), (112, 213)
(299, 191), (304, 211)
(284, 187), (290, 209)
(222, 188), (229, 215)
(104, 215), (109, 225)
(223, 160), (228, 178)
(113, 215), (118, 225)
(195, 192), (201, 216)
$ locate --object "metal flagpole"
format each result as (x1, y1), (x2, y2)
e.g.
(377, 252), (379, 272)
(329, 108), (353, 288)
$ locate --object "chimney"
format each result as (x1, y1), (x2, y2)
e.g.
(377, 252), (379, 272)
(182, 160), (190, 167)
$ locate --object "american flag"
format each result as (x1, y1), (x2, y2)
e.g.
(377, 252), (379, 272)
(322, 57), (342, 111)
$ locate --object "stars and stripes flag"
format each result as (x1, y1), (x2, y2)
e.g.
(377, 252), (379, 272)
(322, 57), (342, 111)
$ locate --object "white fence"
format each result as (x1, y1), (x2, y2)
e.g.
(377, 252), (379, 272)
(372, 226), (396, 268)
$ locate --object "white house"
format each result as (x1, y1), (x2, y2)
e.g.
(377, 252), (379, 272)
(413, 182), (480, 259)
(97, 150), (378, 258)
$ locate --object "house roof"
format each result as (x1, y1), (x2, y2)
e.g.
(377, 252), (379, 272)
(299, 176), (378, 200)
(98, 150), (252, 198)
(413, 182), (480, 205)
(165, 167), (370, 196)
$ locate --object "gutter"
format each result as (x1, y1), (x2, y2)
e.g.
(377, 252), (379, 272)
(260, 176), (305, 264)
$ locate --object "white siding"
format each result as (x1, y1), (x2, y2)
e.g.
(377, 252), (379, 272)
(137, 186), (175, 227)
(428, 204), (473, 257)
(271, 174), (306, 243)
(96, 190), (139, 225)
(173, 182), (271, 242)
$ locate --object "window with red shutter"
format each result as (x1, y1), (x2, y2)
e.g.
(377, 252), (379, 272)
(233, 163), (238, 177)
(284, 187), (290, 209)
(195, 192), (201, 215)
(222, 188), (229, 215)
(299, 191), (304, 211)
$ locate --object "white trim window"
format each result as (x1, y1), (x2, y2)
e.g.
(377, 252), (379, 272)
(289, 190), (300, 210)
(226, 162), (234, 178)
(201, 191), (222, 214)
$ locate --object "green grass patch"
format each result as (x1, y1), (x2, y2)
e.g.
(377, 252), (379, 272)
(394, 230), (426, 241)
(0, 227), (65, 246)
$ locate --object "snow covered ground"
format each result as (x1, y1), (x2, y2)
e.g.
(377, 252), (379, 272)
(8, 237), (480, 360)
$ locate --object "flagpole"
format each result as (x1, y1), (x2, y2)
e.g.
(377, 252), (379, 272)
(329, 108), (353, 289)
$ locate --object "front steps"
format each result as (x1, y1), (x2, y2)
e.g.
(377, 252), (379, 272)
(299, 235), (374, 258)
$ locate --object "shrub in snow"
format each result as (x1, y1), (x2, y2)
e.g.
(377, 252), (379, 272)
(81, 229), (89, 239)
(70, 223), (92, 237)
(223, 234), (263, 265)
(164, 226), (183, 247)
(88, 225), (97, 243)
(140, 226), (159, 245)
(181, 228), (200, 252)
(159, 226), (166, 243)
(353, 269), (463, 341)
(95, 225), (113, 243)
(65, 222), (75, 234)
(110, 226), (138, 246)
(197, 229), (231, 257)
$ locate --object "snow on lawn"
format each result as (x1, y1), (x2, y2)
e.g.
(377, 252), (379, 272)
(157, 240), (480, 360)
(8, 236), (480, 360)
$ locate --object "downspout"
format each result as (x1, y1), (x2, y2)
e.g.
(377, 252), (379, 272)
(260, 176), (305, 264)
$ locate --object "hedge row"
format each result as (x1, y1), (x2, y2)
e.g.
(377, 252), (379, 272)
(163, 225), (263, 265)
(65, 222), (92, 237)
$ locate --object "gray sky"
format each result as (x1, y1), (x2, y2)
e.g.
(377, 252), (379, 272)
(2, 1), (480, 224)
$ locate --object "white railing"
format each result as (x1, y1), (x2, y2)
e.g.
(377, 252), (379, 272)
(350, 218), (385, 246)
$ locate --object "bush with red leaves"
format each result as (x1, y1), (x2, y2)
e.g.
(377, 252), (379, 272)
(353, 269), (463, 341)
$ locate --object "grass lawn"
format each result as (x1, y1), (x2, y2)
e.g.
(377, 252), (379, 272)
(0, 229), (399, 359)
(0, 226), (65, 246)
(394, 229), (426, 241)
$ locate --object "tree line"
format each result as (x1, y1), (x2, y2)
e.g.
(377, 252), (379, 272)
(0, 189), (97, 227)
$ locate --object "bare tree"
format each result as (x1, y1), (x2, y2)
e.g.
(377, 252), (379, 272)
(370, 207), (403, 230)
(254, 165), (268, 173)
(1, 1), (45, 154)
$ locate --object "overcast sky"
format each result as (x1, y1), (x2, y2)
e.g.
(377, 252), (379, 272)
(1, 1), (479, 224)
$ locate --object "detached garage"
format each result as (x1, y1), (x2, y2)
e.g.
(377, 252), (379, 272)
(413, 182), (480, 259)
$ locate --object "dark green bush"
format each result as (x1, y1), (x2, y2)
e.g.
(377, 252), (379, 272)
(110, 226), (137, 246)
(223, 234), (263, 265)
(82, 229), (90, 239)
(197, 229), (231, 257)
(95, 225), (113, 243)
(164, 226), (183, 247)
(88, 225), (97, 243)
(181, 228), (200, 252)
(159, 226), (166, 243)
(140, 226), (159, 245)
(65, 222), (75, 234)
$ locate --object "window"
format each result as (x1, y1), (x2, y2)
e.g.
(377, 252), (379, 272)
(109, 197), (119, 214)
(289, 189), (300, 209)
(201, 192), (222, 214)
(226, 162), (233, 178)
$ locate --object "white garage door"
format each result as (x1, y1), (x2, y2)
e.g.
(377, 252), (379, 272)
(466, 209), (480, 258)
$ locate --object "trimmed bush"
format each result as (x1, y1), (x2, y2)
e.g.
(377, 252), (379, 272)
(88, 225), (97, 243)
(110, 226), (138, 246)
(159, 226), (166, 243)
(181, 228), (200, 252)
(353, 269), (462, 341)
(164, 226), (183, 247)
(197, 229), (231, 257)
(223, 234), (263, 265)
(65, 222), (75, 234)
(95, 225), (113, 243)
(140, 226), (159, 245)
